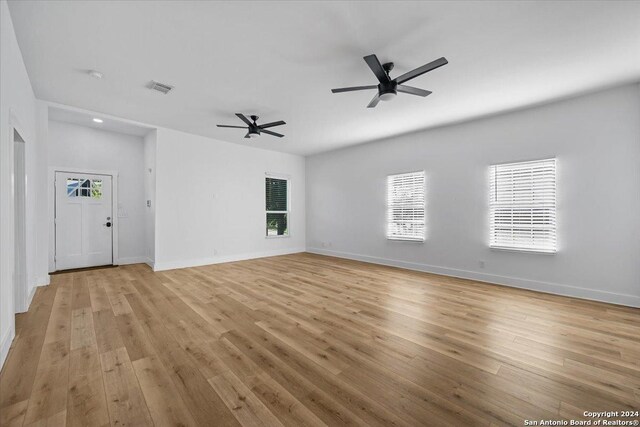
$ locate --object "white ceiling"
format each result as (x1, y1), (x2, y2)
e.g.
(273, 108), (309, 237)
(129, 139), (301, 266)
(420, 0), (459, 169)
(49, 106), (153, 137)
(8, 1), (640, 156)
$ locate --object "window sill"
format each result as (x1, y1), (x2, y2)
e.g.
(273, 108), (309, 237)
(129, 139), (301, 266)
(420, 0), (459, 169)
(387, 237), (425, 243)
(490, 246), (557, 255)
(266, 235), (291, 239)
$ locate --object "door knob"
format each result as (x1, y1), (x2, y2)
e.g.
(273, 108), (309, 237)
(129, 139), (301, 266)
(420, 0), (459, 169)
(105, 222), (112, 227)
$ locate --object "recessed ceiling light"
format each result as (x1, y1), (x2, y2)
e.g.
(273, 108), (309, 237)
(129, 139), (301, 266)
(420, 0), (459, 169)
(93, 118), (103, 123)
(88, 70), (103, 79)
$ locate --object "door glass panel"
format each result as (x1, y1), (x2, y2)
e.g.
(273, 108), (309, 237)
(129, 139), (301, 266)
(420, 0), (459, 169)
(80, 179), (90, 197)
(91, 179), (103, 199)
(67, 178), (79, 197)
(67, 178), (105, 198)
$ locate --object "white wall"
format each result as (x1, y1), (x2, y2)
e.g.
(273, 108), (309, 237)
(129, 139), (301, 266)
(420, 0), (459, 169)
(307, 84), (640, 307)
(153, 128), (305, 270)
(143, 129), (157, 265)
(0, 0), (40, 367)
(47, 120), (147, 268)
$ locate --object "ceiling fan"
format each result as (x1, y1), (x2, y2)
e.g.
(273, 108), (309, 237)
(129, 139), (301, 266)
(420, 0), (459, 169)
(217, 113), (286, 138)
(331, 54), (448, 108)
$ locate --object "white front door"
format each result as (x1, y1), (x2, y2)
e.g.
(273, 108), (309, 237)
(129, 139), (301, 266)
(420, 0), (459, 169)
(55, 171), (113, 270)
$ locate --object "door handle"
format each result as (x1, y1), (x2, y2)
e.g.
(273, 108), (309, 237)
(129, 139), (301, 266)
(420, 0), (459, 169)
(105, 222), (112, 227)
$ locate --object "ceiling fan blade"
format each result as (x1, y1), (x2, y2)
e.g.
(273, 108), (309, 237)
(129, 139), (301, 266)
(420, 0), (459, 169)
(367, 93), (381, 108)
(394, 57), (448, 84)
(261, 129), (284, 138)
(258, 120), (286, 129)
(397, 85), (432, 97)
(217, 125), (248, 129)
(331, 85), (377, 93)
(244, 132), (250, 139)
(235, 113), (252, 126)
(363, 54), (390, 84)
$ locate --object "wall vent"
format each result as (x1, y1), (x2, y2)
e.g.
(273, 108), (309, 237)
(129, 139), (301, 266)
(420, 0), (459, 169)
(148, 80), (174, 94)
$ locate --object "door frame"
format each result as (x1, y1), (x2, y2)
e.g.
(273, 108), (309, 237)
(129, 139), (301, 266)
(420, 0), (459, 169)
(9, 109), (30, 313)
(49, 166), (119, 270)
(13, 132), (26, 313)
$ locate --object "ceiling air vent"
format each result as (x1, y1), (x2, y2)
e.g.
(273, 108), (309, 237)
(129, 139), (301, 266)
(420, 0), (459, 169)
(148, 80), (174, 95)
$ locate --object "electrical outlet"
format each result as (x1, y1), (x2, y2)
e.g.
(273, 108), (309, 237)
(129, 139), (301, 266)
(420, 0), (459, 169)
(214, 249), (218, 256)
(479, 260), (485, 268)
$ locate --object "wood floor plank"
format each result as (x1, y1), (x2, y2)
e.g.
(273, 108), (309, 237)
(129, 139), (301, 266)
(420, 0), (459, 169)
(43, 279), (73, 345)
(22, 278), (74, 426)
(24, 409), (67, 427)
(66, 345), (110, 427)
(71, 274), (91, 310)
(208, 370), (285, 427)
(70, 307), (97, 351)
(107, 293), (133, 316)
(180, 339), (229, 380)
(0, 334), (49, 408)
(224, 329), (368, 426)
(1, 254), (638, 426)
(87, 278), (111, 313)
(22, 340), (71, 425)
(132, 355), (198, 427)
(0, 399), (29, 426)
(125, 292), (242, 427)
(100, 347), (153, 427)
(93, 309), (125, 354)
(245, 372), (328, 427)
(0, 284), (58, 406)
(113, 312), (156, 362)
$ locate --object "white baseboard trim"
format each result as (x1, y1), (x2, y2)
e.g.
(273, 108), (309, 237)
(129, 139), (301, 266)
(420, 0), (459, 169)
(117, 256), (150, 266)
(16, 277), (50, 314)
(0, 324), (15, 372)
(1, 275), (52, 369)
(153, 248), (306, 272)
(145, 258), (155, 270)
(307, 248), (640, 308)
(26, 285), (37, 310)
(37, 275), (50, 286)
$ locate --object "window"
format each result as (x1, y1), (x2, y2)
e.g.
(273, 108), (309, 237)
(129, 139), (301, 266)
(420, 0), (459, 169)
(489, 158), (556, 253)
(387, 171), (425, 241)
(66, 178), (103, 199)
(266, 176), (289, 236)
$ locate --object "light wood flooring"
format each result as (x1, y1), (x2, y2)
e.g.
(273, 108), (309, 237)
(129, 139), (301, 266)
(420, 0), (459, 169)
(1, 253), (639, 426)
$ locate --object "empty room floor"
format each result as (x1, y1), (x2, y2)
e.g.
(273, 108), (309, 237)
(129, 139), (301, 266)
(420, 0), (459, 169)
(1, 253), (638, 426)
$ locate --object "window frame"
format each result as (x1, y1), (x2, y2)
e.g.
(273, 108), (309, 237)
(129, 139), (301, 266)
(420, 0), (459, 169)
(265, 173), (291, 238)
(386, 170), (426, 242)
(489, 158), (557, 254)
(66, 177), (103, 199)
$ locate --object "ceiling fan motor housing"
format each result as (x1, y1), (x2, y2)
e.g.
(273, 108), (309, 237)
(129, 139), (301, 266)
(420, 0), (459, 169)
(248, 125), (261, 137)
(378, 80), (398, 101)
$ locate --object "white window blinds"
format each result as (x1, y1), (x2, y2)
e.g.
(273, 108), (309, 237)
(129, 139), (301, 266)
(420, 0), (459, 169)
(387, 171), (425, 241)
(266, 177), (289, 237)
(489, 158), (557, 253)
